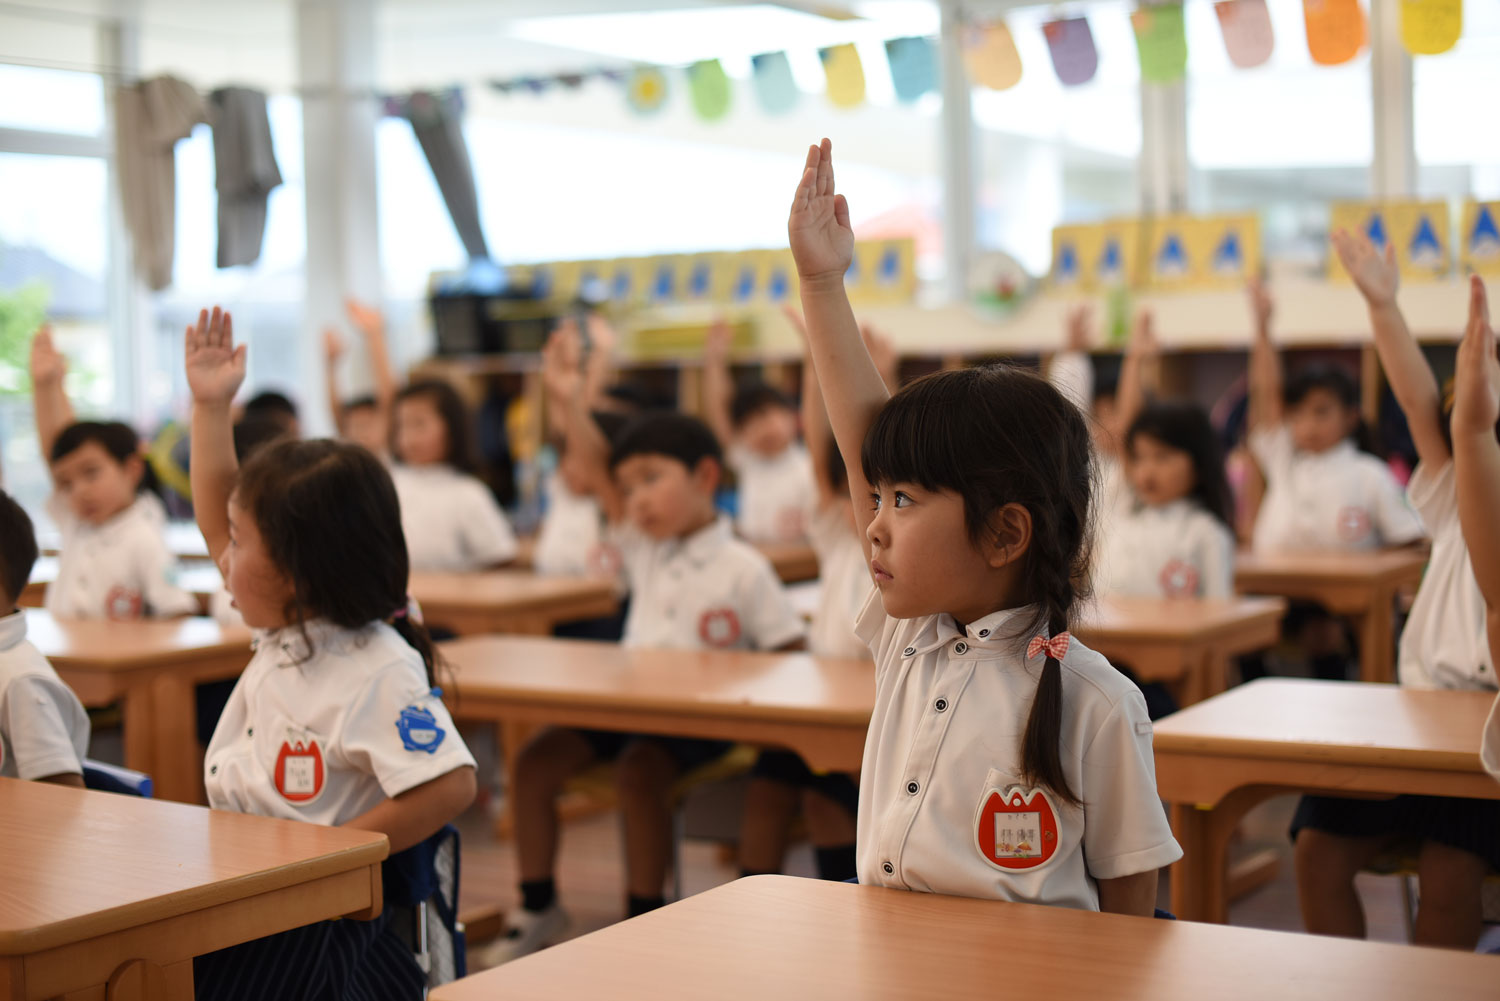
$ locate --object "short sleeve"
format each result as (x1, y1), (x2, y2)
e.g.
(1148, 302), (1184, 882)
(1048, 351), (1094, 414)
(1368, 463), (1425, 546)
(339, 661), (477, 799)
(459, 480), (519, 567)
(1080, 693), (1183, 880)
(2, 675), (88, 780)
(1247, 425), (1292, 482)
(136, 531), (200, 618)
(1198, 519), (1237, 599)
(1406, 459), (1456, 534)
(738, 560), (806, 651)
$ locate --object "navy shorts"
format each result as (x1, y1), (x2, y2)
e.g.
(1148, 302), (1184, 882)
(1290, 793), (1500, 871)
(577, 729), (733, 773)
(749, 750), (859, 815)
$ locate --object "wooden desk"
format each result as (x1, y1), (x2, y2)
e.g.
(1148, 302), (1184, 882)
(440, 635), (873, 774)
(0, 778), (386, 1001)
(27, 608), (253, 804)
(431, 875), (1500, 1001)
(1234, 549), (1428, 684)
(1154, 678), (1500, 923)
(753, 540), (819, 584)
(22, 557), (223, 613)
(409, 571), (619, 637)
(1075, 596), (1286, 707)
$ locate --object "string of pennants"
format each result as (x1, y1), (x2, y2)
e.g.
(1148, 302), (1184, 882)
(1052, 198), (1500, 292)
(465, 0), (1464, 122)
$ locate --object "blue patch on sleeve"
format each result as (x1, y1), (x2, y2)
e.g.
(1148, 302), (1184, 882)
(396, 704), (446, 754)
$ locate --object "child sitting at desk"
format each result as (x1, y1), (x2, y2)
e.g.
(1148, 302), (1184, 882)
(29, 326), (197, 621)
(702, 317), (816, 543)
(0, 489), (89, 787)
(482, 374), (805, 966)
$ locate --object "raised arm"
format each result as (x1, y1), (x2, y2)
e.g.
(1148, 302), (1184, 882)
(1452, 278), (1500, 670)
(29, 326), (74, 469)
(186, 307), (247, 565)
(584, 312), (620, 409)
(783, 306), (837, 508)
(701, 316), (735, 448)
(1333, 228), (1448, 468)
(1112, 309), (1159, 441)
(346, 298), (398, 417)
(789, 139), (890, 561)
(1247, 277), (1282, 433)
(541, 318), (584, 441)
(323, 326), (347, 434)
(543, 322), (623, 523)
(1048, 305), (1095, 414)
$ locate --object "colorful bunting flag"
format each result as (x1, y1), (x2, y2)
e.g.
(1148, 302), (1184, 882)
(961, 22), (1023, 91)
(1400, 0), (1462, 55)
(1043, 18), (1099, 86)
(751, 52), (800, 114)
(885, 36), (938, 102)
(1304, 0), (1367, 65)
(1215, 0), (1276, 68)
(1132, 4), (1188, 84)
(626, 66), (669, 115)
(819, 43), (867, 108)
(687, 59), (731, 121)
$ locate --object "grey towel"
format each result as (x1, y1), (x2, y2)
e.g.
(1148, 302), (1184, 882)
(209, 87), (283, 269)
(112, 75), (207, 290)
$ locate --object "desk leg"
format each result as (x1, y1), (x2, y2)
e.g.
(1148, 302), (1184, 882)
(121, 683), (157, 785)
(1168, 786), (1278, 924)
(150, 670), (205, 804)
(1354, 590), (1395, 685)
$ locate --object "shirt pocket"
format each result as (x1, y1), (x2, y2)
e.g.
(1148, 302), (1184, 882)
(972, 766), (1073, 874)
(256, 713), (333, 807)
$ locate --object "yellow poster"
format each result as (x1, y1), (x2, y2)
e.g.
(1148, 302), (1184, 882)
(1460, 200), (1500, 276)
(1166, 213), (1261, 289)
(1051, 224), (1100, 290)
(1146, 214), (1197, 289)
(1330, 201), (1450, 281)
(847, 239), (916, 303)
(1400, 0), (1462, 56)
(1095, 218), (1144, 288)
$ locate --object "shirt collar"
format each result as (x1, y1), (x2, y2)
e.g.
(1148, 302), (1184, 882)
(904, 603), (1040, 658)
(0, 609), (27, 652)
(671, 515), (733, 568)
(265, 618), (369, 666)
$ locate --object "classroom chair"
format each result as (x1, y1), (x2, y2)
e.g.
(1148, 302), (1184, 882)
(81, 758), (154, 798)
(385, 823), (467, 990)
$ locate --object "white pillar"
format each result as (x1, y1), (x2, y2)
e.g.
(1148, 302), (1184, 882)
(937, 0), (975, 304)
(99, 14), (147, 426)
(1368, 0), (1415, 198)
(296, 0), (382, 436)
(1139, 79), (1188, 215)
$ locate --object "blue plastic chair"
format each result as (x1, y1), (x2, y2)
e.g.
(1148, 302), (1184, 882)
(81, 758), (154, 798)
(384, 823), (466, 987)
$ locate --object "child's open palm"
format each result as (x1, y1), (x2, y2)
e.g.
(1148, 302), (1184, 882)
(1333, 228), (1398, 307)
(788, 139), (854, 282)
(323, 327), (345, 362)
(542, 320), (584, 400)
(185, 306), (246, 406)
(344, 298), (385, 341)
(29, 325), (66, 386)
(1454, 276), (1500, 438)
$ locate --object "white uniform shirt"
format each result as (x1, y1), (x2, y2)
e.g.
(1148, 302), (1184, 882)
(729, 443), (815, 543)
(1097, 499), (1236, 600)
(45, 493), (198, 620)
(0, 610), (89, 780)
(533, 475), (616, 579)
(853, 591), (1181, 908)
(390, 464), (519, 572)
(806, 502), (873, 660)
(205, 619), (475, 824)
(1249, 427), (1423, 555)
(618, 517), (805, 651)
(1397, 460), (1496, 691)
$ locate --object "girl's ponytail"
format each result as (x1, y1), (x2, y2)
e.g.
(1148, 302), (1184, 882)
(1020, 610), (1080, 806)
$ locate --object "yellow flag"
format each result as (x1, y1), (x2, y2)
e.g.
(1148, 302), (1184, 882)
(1400, 0), (1461, 55)
(962, 22), (1023, 91)
(820, 44), (867, 109)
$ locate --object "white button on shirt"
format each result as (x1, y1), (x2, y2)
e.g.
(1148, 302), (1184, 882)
(0, 610), (90, 780)
(618, 517), (805, 652)
(806, 503), (874, 660)
(205, 619), (476, 825)
(390, 464), (519, 572)
(45, 493), (198, 620)
(1096, 499), (1236, 600)
(853, 591), (1181, 909)
(1249, 427), (1423, 555)
(729, 443), (815, 543)
(1397, 460), (1496, 691)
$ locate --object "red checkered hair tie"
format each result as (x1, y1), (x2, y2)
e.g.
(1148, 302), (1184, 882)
(1026, 632), (1071, 661)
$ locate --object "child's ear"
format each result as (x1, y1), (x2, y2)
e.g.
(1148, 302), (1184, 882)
(692, 456), (722, 496)
(122, 453), (146, 491)
(983, 502), (1033, 570)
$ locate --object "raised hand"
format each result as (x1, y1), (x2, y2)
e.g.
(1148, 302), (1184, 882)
(185, 306), (246, 407)
(1129, 308), (1159, 358)
(344, 297), (385, 341)
(585, 312), (618, 359)
(541, 319), (585, 401)
(323, 327), (345, 363)
(1247, 276), (1274, 334)
(861, 323), (899, 388)
(1065, 305), (1092, 353)
(705, 316), (733, 364)
(29, 325), (66, 386)
(1332, 228), (1398, 308)
(788, 138), (854, 284)
(1453, 276), (1500, 439)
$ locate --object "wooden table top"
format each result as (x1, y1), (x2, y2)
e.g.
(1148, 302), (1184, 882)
(1077, 595), (1287, 643)
(409, 570), (617, 615)
(24, 608), (252, 672)
(430, 875), (1500, 1001)
(1154, 678), (1496, 774)
(1234, 547), (1429, 586)
(0, 778), (388, 955)
(439, 635), (873, 726)
(752, 540), (820, 583)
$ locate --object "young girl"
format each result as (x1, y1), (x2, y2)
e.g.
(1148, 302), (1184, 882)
(789, 139), (1179, 912)
(185, 307), (477, 999)
(390, 378), (518, 572)
(29, 326), (197, 621)
(1291, 237), (1498, 950)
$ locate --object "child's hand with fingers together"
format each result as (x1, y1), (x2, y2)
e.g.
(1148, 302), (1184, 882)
(29, 325), (66, 387)
(1129, 309), (1159, 358)
(1333, 228), (1399, 308)
(185, 306), (247, 407)
(1065, 305), (1092, 354)
(788, 138), (855, 286)
(541, 320), (585, 401)
(705, 316), (733, 364)
(1247, 276), (1274, 334)
(344, 298), (385, 341)
(1453, 277), (1500, 440)
(323, 327), (345, 363)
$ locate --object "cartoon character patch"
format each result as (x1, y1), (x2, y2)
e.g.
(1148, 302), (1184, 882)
(975, 785), (1059, 871)
(105, 586), (144, 622)
(1158, 559), (1200, 598)
(698, 608), (742, 648)
(1337, 505), (1372, 544)
(396, 703), (447, 754)
(274, 738), (325, 803)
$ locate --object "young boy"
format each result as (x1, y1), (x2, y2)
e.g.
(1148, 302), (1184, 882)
(703, 318), (815, 543)
(480, 355), (805, 966)
(0, 489), (90, 786)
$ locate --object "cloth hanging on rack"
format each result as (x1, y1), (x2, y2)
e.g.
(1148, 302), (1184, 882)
(209, 87), (282, 269)
(403, 91), (490, 261)
(112, 75), (208, 290)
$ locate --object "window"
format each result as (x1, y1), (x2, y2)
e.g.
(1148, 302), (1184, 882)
(0, 64), (105, 136)
(1414, 0), (1500, 201)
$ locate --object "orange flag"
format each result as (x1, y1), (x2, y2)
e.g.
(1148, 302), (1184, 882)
(1303, 0), (1367, 65)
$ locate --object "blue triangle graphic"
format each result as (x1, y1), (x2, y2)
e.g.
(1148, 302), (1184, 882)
(1409, 217), (1443, 263)
(690, 262), (711, 297)
(878, 247), (901, 284)
(768, 268), (789, 301)
(1212, 231), (1243, 272)
(653, 265), (675, 301)
(1366, 214), (1388, 250)
(734, 266), (756, 301)
(1058, 244), (1079, 278)
(1156, 234), (1188, 275)
(1470, 206), (1500, 255)
(611, 269), (632, 299)
(1098, 239), (1121, 278)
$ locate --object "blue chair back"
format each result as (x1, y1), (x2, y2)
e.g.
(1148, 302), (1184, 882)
(81, 759), (154, 798)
